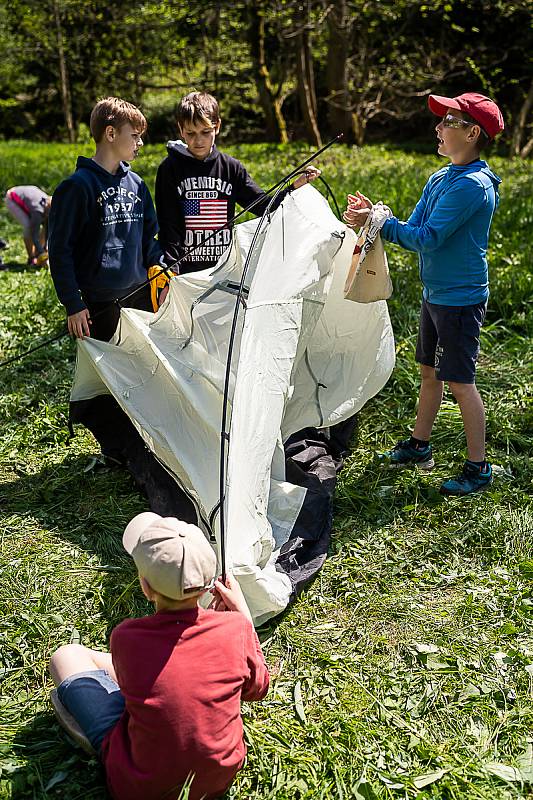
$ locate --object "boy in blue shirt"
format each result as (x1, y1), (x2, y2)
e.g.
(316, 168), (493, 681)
(344, 93), (504, 496)
(49, 97), (164, 341)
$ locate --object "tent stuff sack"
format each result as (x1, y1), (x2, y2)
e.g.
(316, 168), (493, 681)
(344, 201), (393, 304)
(70, 185), (395, 625)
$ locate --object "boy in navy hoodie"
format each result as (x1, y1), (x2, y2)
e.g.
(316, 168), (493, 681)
(155, 91), (319, 274)
(49, 97), (164, 341)
(344, 93), (504, 496)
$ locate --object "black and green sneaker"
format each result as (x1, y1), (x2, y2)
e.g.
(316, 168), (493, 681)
(379, 438), (435, 470)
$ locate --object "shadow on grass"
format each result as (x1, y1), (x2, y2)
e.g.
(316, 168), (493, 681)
(8, 711), (108, 800)
(0, 259), (40, 273)
(0, 455), (140, 550)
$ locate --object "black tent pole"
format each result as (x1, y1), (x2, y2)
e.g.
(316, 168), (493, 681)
(217, 133), (343, 585)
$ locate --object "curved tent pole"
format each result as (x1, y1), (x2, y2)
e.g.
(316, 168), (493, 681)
(217, 183), (289, 584)
(217, 133), (343, 583)
(316, 175), (342, 220)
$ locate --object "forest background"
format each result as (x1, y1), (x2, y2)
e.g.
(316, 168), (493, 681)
(0, 0), (532, 156)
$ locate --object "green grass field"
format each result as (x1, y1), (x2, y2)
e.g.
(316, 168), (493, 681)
(0, 141), (532, 800)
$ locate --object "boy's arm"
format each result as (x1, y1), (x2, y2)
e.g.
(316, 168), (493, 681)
(233, 162), (290, 218)
(155, 161), (183, 271)
(211, 574), (269, 701)
(235, 163), (320, 218)
(381, 178), (489, 253)
(141, 183), (164, 268)
(404, 177), (433, 228)
(48, 180), (89, 315)
(241, 622), (270, 702)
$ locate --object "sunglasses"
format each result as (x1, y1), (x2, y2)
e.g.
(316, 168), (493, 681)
(441, 113), (477, 129)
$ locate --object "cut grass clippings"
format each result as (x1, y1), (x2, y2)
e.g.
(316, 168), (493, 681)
(0, 141), (532, 799)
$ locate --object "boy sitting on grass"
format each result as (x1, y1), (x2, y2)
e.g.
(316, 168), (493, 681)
(344, 92), (504, 496)
(49, 513), (269, 800)
(155, 90), (320, 274)
(49, 96), (164, 341)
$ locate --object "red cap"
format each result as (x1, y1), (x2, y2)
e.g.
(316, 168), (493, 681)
(428, 92), (504, 139)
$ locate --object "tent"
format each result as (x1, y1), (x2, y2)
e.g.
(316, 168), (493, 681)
(70, 185), (395, 625)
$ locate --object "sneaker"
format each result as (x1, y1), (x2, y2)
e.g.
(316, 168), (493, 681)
(50, 689), (96, 755)
(380, 438), (435, 470)
(440, 461), (493, 496)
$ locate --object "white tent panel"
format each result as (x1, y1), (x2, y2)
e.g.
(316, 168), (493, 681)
(70, 186), (395, 623)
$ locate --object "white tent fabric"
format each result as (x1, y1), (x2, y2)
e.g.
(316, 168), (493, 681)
(71, 185), (395, 624)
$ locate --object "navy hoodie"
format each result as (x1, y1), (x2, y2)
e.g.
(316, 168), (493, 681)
(155, 142), (289, 274)
(49, 157), (163, 315)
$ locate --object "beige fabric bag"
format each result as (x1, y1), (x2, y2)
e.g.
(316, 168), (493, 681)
(344, 203), (393, 303)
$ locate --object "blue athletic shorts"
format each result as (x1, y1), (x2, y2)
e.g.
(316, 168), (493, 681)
(57, 669), (125, 752)
(415, 298), (486, 384)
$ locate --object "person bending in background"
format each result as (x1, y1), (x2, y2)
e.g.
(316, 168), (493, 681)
(4, 185), (51, 267)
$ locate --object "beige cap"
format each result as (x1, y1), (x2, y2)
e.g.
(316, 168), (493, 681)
(123, 512), (217, 600)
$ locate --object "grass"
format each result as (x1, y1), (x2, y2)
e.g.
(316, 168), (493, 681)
(0, 140), (532, 800)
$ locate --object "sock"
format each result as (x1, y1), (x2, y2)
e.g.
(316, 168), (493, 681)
(467, 459), (488, 472)
(409, 436), (429, 450)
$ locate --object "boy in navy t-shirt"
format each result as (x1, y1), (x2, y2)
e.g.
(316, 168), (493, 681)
(344, 93), (504, 496)
(49, 97), (164, 341)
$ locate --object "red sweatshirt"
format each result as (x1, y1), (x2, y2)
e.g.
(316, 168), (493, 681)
(100, 606), (269, 800)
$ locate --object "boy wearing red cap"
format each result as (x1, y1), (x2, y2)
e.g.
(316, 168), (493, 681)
(345, 93), (504, 496)
(48, 513), (269, 800)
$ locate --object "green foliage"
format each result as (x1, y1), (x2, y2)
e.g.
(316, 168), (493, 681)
(0, 0), (531, 149)
(0, 142), (532, 799)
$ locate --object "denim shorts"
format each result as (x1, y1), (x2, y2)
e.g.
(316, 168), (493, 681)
(415, 298), (487, 383)
(57, 670), (125, 752)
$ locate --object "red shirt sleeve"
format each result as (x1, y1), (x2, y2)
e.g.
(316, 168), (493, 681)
(241, 620), (270, 702)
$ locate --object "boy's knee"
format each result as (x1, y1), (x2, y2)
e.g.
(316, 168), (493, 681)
(49, 643), (83, 671)
(420, 364), (439, 382)
(448, 380), (475, 399)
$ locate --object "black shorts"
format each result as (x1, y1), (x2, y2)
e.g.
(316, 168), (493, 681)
(84, 283), (153, 342)
(415, 298), (486, 384)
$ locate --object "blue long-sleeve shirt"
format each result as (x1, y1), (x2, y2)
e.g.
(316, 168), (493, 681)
(381, 160), (501, 305)
(49, 157), (163, 315)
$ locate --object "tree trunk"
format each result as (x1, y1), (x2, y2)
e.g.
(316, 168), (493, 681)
(52, 0), (75, 143)
(294, 3), (321, 147)
(326, 0), (353, 142)
(510, 79), (533, 158)
(352, 111), (366, 147)
(248, 1), (288, 143)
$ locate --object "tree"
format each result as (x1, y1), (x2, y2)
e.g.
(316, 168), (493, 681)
(325, 0), (354, 142)
(52, 0), (75, 142)
(292, 1), (322, 146)
(0, 0), (530, 152)
(510, 79), (533, 158)
(248, 0), (288, 142)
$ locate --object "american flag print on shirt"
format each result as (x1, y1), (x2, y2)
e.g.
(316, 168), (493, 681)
(182, 198), (228, 230)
